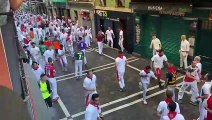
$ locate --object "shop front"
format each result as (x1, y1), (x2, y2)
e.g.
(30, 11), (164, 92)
(132, 3), (194, 66)
(95, 10), (134, 53)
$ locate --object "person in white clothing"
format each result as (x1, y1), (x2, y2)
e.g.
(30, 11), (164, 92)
(37, 25), (43, 41)
(67, 31), (74, 57)
(196, 73), (212, 120)
(115, 51), (127, 92)
(151, 49), (169, 89)
(58, 45), (68, 72)
(43, 46), (55, 63)
(163, 101), (185, 120)
(179, 35), (190, 69)
(85, 26), (91, 47)
(118, 28), (124, 52)
(149, 34), (162, 55)
(83, 70), (97, 106)
(194, 56), (202, 81)
(59, 29), (68, 51)
(139, 66), (157, 104)
(32, 61), (44, 82)
(96, 30), (104, 55)
(105, 27), (115, 48)
(157, 90), (180, 120)
(30, 42), (41, 64)
(85, 93), (102, 120)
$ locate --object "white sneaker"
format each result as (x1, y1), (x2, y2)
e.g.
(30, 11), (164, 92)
(143, 100), (147, 105)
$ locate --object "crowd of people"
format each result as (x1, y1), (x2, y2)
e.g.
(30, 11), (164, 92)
(13, 10), (212, 120)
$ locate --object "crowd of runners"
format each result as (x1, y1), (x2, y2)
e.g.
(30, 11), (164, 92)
(14, 10), (212, 120)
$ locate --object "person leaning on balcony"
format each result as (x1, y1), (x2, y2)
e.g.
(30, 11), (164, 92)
(179, 35), (190, 69)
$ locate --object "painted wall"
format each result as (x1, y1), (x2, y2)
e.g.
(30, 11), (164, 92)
(95, 0), (131, 8)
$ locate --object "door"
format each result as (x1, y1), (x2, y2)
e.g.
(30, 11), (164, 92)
(100, 19), (105, 32)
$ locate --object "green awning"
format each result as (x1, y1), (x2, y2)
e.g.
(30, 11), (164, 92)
(51, 0), (67, 3)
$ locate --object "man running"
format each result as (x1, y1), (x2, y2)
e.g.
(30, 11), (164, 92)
(30, 42), (41, 64)
(58, 45), (68, 72)
(32, 61), (44, 82)
(43, 46), (55, 63)
(116, 51), (127, 92)
(139, 65), (157, 104)
(75, 48), (84, 79)
(77, 37), (87, 66)
(118, 28), (124, 52)
(83, 70), (97, 106)
(105, 27), (114, 48)
(151, 49), (169, 89)
(44, 57), (59, 101)
(96, 30), (104, 55)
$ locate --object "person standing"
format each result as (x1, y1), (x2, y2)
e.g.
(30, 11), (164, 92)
(67, 31), (74, 57)
(105, 27), (115, 48)
(205, 87), (212, 120)
(30, 42), (41, 64)
(139, 66), (157, 104)
(85, 26), (91, 47)
(77, 37), (87, 66)
(163, 101), (185, 120)
(44, 57), (59, 101)
(83, 70), (97, 106)
(196, 73), (212, 120)
(151, 49), (169, 89)
(118, 28), (124, 52)
(165, 63), (177, 101)
(85, 93), (102, 120)
(58, 45), (68, 72)
(178, 61), (200, 105)
(43, 46), (55, 64)
(115, 51), (127, 92)
(32, 61), (44, 82)
(149, 34), (162, 55)
(74, 48), (84, 79)
(59, 29), (68, 52)
(194, 56), (202, 82)
(38, 74), (52, 108)
(157, 90), (180, 120)
(96, 30), (104, 55)
(179, 35), (190, 69)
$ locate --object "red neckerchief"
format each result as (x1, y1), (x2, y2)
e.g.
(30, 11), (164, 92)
(144, 68), (147, 73)
(168, 111), (177, 120)
(89, 100), (99, 110)
(118, 54), (123, 59)
(33, 66), (39, 70)
(168, 67), (176, 73)
(159, 54), (163, 57)
(165, 97), (173, 104)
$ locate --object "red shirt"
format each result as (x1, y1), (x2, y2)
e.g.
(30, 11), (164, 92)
(45, 64), (55, 78)
(44, 41), (52, 47)
(96, 34), (104, 42)
(207, 95), (212, 120)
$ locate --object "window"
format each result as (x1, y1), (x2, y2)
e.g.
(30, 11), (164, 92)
(202, 20), (212, 30)
(116, 0), (125, 7)
(99, 0), (106, 6)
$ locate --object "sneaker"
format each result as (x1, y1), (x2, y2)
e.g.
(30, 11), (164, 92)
(178, 99), (183, 104)
(143, 100), (147, 105)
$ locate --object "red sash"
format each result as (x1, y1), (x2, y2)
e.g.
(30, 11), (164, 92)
(89, 100), (99, 110)
(165, 98), (173, 104)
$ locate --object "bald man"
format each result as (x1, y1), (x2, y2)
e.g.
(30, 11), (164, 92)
(179, 35), (190, 69)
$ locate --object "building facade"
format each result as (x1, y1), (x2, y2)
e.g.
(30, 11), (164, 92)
(131, 0), (212, 72)
(95, 0), (135, 53)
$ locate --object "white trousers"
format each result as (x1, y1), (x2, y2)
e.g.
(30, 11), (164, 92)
(97, 42), (103, 54)
(81, 49), (87, 64)
(180, 52), (188, 69)
(167, 87), (176, 101)
(85, 36), (91, 47)
(178, 81), (199, 102)
(68, 44), (74, 57)
(59, 56), (68, 70)
(199, 100), (207, 120)
(117, 71), (125, 89)
(75, 60), (83, 77)
(48, 78), (59, 99)
(142, 82), (149, 101)
(119, 40), (124, 52)
(107, 39), (113, 48)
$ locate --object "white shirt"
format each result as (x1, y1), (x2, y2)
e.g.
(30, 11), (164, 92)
(196, 62), (202, 80)
(200, 82), (211, 103)
(163, 113), (185, 120)
(85, 29), (90, 37)
(119, 30), (123, 41)
(151, 54), (168, 69)
(116, 56), (127, 72)
(43, 50), (54, 62)
(60, 32), (68, 42)
(157, 101), (180, 120)
(32, 66), (44, 82)
(37, 28), (42, 35)
(139, 70), (156, 84)
(85, 103), (100, 120)
(78, 30), (84, 38)
(58, 49), (66, 59)
(30, 47), (40, 58)
(150, 38), (161, 50)
(105, 30), (114, 40)
(180, 40), (190, 52)
(83, 75), (97, 96)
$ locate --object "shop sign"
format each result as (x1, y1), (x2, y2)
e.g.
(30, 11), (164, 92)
(148, 6), (163, 11)
(105, 17), (119, 21)
(96, 10), (107, 17)
(135, 24), (141, 44)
